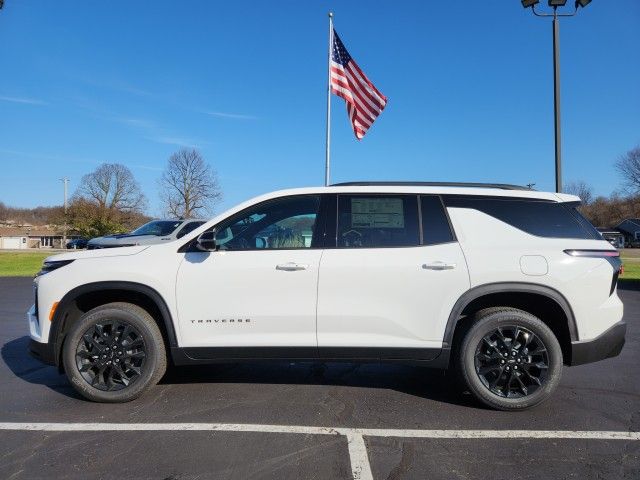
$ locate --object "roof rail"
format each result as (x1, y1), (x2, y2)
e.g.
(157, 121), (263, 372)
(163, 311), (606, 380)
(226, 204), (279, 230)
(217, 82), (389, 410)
(329, 181), (533, 191)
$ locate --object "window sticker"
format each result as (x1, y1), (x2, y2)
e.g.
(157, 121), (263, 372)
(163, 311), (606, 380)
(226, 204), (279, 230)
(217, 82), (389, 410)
(351, 198), (404, 228)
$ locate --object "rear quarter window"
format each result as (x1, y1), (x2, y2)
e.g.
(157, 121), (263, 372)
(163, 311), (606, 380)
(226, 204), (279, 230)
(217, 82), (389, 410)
(443, 197), (599, 240)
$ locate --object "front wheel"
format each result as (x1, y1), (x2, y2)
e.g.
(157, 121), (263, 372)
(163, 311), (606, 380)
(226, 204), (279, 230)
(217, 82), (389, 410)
(457, 308), (563, 411)
(62, 302), (167, 402)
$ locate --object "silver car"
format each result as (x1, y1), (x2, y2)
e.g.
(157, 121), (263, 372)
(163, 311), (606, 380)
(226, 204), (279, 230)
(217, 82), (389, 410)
(87, 219), (205, 249)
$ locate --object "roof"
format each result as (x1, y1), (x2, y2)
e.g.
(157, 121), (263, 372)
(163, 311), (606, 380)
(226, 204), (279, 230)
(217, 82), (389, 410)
(0, 227), (62, 237)
(616, 218), (640, 227)
(331, 181), (532, 191)
(244, 185), (576, 203)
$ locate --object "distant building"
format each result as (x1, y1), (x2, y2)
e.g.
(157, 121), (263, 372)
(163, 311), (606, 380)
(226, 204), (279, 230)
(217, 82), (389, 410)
(614, 219), (640, 248)
(596, 227), (624, 249)
(0, 227), (64, 249)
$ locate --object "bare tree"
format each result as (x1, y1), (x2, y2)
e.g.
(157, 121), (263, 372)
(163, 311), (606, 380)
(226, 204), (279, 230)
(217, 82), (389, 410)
(563, 181), (594, 205)
(76, 163), (146, 212)
(615, 145), (640, 193)
(159, 149), (222, 218)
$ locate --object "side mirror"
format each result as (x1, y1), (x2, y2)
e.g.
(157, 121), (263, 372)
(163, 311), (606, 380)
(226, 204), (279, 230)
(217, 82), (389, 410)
(195, 230), (218, 252)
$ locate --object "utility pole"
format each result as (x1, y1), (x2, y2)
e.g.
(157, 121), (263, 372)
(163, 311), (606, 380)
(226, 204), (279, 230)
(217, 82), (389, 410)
(60, 177), (69, 248)
(521, 0), (592, 193)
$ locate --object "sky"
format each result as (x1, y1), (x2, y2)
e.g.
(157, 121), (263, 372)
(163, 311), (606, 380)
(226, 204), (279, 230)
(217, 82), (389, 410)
(0, 0), (638, 217)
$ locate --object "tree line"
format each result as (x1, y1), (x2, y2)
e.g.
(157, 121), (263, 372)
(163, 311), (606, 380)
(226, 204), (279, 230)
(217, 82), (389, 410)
(566, 146), (640, 227)
(0, 148), (222, 237)
(3, 145), (640, 236)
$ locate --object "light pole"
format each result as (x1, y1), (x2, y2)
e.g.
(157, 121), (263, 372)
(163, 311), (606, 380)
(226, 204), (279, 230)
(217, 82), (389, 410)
(60, 177), (69, 248)
(521, 0), (592, 193)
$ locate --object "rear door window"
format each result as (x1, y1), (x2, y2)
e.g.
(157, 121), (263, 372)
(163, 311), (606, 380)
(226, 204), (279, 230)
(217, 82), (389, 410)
(337, 195), (419, 248)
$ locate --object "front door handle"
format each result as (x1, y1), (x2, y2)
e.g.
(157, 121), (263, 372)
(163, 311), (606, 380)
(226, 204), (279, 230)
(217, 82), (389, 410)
(276, 262), (309, 271)
(422, 261), (456, 271)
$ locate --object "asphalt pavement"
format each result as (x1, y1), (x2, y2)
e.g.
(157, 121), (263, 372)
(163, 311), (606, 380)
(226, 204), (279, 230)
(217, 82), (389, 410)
(0, 276), (638, 479)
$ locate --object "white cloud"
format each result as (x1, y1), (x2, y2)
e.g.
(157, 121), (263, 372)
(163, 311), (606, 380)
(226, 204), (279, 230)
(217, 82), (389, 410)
(0, 95), (47, 106)
(202, 110), (257, 120)
(145, 136), (205, 149)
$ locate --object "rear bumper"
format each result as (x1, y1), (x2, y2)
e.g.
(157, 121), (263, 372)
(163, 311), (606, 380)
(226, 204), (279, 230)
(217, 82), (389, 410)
(569, 321), (626, 366)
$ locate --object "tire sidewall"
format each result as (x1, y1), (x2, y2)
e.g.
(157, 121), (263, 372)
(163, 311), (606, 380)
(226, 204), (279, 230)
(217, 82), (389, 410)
(459, 310), (563, 411)
(62, 305), (163, 403)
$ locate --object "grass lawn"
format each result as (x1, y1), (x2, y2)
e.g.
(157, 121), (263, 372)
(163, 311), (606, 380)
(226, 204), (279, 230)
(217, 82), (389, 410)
(0, 251), (52, 277)
(620, 250), (640, 283)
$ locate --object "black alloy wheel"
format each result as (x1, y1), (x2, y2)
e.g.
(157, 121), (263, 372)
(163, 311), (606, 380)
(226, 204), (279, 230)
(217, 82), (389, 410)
(75, 321), (147, 391)
(474, 325), (549, 398)
(457, 308), (563, 411)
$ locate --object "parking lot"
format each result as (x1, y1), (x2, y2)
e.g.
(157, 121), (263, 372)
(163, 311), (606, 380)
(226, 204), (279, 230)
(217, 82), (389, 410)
(0, 276), (638, 479)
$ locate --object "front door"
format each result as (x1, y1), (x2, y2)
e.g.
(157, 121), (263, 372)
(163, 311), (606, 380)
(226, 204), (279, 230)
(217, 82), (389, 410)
(317, 194), (470, 357)
(175, 194), (324, 349)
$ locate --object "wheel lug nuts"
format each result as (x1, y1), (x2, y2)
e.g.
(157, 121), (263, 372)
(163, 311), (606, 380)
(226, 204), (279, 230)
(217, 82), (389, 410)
(506, 366), (510, 371)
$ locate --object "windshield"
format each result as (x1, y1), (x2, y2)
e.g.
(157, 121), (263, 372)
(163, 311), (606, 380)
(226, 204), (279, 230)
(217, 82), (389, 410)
(131, 220), (182, 236)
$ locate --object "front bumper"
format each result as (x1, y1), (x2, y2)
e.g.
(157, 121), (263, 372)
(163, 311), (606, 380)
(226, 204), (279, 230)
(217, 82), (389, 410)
(569, 321), (626, 366)
(28, 338), (56, 365)
(27, 303), (56, 366)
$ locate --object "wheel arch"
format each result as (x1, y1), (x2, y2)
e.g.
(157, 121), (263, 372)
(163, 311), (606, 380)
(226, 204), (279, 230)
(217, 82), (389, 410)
(444, 282), (578, 363)
(49, 281), (178, 369)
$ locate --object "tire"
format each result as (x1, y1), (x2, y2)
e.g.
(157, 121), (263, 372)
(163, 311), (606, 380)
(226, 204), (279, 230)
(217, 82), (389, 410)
(62, 302), (167, 402)
(456, 308), (563, 411)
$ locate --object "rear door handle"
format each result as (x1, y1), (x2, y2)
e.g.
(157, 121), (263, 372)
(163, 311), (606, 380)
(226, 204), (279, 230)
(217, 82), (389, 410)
(422, 261), (456, 271)
(276, 262), (309, 271)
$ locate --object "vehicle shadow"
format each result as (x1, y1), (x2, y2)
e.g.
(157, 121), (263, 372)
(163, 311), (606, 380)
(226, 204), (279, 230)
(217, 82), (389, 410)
(161, 360), (477, 409)
(618, 281), (640, 292)
(2, 335), (477, 408)
(1, 335), (83, 399)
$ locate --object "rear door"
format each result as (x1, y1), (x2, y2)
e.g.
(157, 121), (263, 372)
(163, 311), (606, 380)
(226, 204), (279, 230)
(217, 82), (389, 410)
(316, 194), (470, 357)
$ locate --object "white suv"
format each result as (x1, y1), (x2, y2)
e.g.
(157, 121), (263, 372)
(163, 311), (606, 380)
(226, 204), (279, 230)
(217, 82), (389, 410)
(27, 182), (625, 410)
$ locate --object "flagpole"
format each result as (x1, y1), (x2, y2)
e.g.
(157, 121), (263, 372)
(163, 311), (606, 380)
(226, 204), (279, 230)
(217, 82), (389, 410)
(325, 12), (333, 186)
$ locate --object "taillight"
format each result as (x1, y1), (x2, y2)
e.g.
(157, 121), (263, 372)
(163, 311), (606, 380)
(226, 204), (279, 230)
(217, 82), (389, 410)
(564, 249), (621, 295)
(564, 249), (620, 258)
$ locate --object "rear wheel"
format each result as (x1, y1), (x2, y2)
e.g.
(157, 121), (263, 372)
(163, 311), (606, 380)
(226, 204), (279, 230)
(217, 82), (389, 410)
(457, 308), (563, 411)
(62, 302), (166, 402)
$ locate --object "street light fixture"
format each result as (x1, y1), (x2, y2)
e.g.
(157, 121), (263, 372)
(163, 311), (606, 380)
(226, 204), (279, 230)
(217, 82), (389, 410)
(522, 0), (592, 193)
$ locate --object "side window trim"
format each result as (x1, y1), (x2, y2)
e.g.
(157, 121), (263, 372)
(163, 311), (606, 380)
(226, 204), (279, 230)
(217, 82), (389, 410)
(439, 195), (458, 243)
(421, 194), (458, 245)
(417, 194), (424, 246)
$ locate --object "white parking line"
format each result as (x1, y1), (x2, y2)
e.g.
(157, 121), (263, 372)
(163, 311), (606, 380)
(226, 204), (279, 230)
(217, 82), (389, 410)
(1, 423), (638, 480)
(346, 433), (374, 480)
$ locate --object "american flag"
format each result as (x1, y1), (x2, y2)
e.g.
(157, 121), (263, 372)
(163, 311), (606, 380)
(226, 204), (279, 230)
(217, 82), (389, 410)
(330, 29), (387, 140)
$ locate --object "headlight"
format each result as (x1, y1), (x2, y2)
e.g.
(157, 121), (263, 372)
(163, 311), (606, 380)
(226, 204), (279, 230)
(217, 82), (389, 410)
(35, 260), (75, 277)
